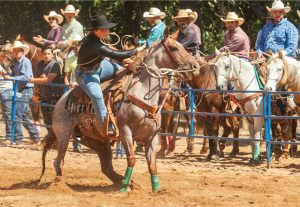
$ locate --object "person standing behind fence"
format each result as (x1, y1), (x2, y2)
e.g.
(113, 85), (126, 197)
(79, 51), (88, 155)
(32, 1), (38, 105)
(57, 5), (84, 49)
(29, 47), (64, 144)
(3, 41), (39, 144)
(142, 7), (166, 47)
(0, 51), (13, 143)
(33, 11), (63, 48)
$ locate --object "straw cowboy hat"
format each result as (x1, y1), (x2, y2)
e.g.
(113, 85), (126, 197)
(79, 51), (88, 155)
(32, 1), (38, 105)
(186, 9), (198, 23)
(86, 13), (117, 30)
(44, 11), (64, 24)
(61, 4), (80, 16)
(266, 0), (291, 14)
(143, 7), (166, 19)
(297, 10), (300, 17)
(172, 9), (189, 20)
(11, 41), (30, 55)
(221, 12), (244, 26)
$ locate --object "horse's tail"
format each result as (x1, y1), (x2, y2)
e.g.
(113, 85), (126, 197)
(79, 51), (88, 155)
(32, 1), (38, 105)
(38, 133), (56, 183)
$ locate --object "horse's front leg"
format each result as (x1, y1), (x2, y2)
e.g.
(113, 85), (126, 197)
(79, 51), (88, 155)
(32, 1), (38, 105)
(145, 134), (161, 193)
(120, 126), (135, 192)
(249, 117), (264, 165)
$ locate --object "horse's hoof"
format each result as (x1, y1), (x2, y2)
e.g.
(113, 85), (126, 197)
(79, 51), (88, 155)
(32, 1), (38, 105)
(182, 149), (193, 156)
(229, 150), (239, 158)
(248, 158), (260, 166)
(205, 154), (212, 161)
(200, 147), (208, 154)
(211, 154), (220, 161)
(220, 152), (225, 158)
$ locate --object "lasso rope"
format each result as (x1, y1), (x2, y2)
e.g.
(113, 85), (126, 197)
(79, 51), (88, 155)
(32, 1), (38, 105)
(121, 35), (134, 50)
(99, 32), (120, 46)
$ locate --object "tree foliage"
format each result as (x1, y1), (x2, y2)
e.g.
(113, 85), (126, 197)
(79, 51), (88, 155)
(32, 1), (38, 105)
(0, 0), (300, 53)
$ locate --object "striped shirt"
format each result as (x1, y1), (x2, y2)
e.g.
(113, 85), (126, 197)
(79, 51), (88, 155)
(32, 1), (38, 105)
(256, 18), (298, 57)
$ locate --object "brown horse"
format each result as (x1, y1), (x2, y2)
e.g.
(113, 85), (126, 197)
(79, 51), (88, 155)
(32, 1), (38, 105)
(40, 31), (200, 192)
(187, 57), (240, 160)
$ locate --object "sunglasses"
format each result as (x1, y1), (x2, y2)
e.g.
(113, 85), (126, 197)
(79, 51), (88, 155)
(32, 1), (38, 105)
(48, 17), (57, 21)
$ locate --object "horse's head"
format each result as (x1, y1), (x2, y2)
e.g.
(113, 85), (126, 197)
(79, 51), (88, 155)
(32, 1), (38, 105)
(212, 49), (232, 90)
(264, 51), (285, 92)
(161, 28), (200, 78)
(0, 41), (14, 69)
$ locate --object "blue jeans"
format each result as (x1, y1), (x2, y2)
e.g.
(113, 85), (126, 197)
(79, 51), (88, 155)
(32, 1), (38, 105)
(14, 88), (39, 141)
(0, 88), (12, 140)
(75, 59), (121, 123)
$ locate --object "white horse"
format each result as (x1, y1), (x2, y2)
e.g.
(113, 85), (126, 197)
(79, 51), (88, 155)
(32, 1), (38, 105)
(212, 51), (264, 165)
(265, 50), (300, 111)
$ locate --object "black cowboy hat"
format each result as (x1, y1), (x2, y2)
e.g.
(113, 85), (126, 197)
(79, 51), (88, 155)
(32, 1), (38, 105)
(86, 13), (117, 30)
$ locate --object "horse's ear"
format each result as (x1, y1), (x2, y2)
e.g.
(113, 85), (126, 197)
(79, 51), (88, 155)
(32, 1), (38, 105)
(215, 48), (221, 55)
(16, 34), (24, 42)
(278, 49), (284, 59)
(267, 50), (273, 56)
(163, 27), (170, 40)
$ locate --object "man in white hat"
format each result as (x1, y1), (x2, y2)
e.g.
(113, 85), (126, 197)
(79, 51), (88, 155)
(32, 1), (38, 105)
(219, 12), (250, 60)
(58, 4), (84, 48)
(143, 7), (166, 46)
(256, 0), (298, 57)
(186, 9), (202, 51)
(172, 9), (198, 55)
(3, 41), (39, 144)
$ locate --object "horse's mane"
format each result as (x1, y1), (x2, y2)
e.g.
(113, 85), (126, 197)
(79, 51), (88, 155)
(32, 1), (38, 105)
(284, 56), (300, 69)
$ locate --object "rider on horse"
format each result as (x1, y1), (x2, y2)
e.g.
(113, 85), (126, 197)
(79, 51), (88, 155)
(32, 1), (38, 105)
(76, 13), (145, 135)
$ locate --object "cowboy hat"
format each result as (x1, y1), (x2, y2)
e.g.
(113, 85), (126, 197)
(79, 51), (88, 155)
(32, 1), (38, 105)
(11, 41), (30, 55)
(61, 4), (80, 16)
(186, 9), (198, 23)
(143, 7), (166, 19)
(44, 11), (64, 25)
(172, 9), (189, 20)
(297, 10), (300, 17)
(266, 0), (291, 14)
(221, 12), (244, 26)
(86, 13), (117, 30)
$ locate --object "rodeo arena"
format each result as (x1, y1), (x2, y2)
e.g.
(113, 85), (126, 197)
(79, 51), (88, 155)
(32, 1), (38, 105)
(2, 0), (300, 206)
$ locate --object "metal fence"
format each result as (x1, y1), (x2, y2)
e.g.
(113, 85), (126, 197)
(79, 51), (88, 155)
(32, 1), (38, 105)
(1, 79), (300, 167)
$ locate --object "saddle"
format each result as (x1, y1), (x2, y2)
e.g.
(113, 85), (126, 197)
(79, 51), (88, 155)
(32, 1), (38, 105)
(65, 68), (130, 139)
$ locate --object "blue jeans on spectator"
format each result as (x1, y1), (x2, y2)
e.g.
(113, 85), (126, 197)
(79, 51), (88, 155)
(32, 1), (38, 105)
(75, 59), (121, 125)
(14, 88), (39, 142)
(0, 88), (12, 140)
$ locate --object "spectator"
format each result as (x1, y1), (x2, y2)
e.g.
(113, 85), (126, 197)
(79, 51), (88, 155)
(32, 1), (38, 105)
(3, 41), (39, 144)
(29, 47), (64, 143)
(143, 7), (166, 46)
(33, 11), (63, 48)
(0, 51), (13, 142)
(58, 5), (84, 48)
(172, 9), (198, 55)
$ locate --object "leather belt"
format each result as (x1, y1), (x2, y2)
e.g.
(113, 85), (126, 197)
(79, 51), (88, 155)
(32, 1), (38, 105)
(77, 63), (100, 71)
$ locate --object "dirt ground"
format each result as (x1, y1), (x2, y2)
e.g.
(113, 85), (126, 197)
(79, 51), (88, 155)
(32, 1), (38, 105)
(1, 125), (300, 207)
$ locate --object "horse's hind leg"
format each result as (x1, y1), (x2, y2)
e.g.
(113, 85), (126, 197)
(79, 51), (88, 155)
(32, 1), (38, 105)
(84, 139), (123, 184)
(145, 134), (161, 193)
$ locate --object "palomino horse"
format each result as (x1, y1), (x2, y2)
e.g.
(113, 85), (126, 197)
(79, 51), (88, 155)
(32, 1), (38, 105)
(186, 56), (241, 160)
(42, 30), (200, 192)
(212, 52), (264, 165)
(265, 50), (300, 158)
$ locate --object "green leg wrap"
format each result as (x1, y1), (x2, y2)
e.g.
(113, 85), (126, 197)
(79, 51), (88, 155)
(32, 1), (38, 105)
(151, 175), (160, 192)
(252, 143), (260, 161)
(120, 167), (133, 192)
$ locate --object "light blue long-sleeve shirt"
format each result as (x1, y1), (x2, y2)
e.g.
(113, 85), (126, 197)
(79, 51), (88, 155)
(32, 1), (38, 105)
(11, 55), (34, 88)
(146, 21), (166, 46)
(256, 18), (298, 57)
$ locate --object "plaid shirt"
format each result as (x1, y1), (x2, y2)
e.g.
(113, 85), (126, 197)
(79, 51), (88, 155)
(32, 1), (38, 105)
(256, 18), (298, 57)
